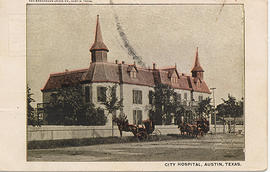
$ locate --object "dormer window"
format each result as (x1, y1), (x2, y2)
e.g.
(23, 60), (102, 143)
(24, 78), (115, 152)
(131, 70), (137, 78)
(170, 70), (178, 84)
(171, 76), (177, 83)
(197, 81), (201, 88)
(129, 66), (137, 79)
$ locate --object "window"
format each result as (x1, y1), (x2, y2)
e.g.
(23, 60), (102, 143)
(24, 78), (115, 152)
(177, 93), (181, 102)
(85, 86), (90, 103)
(198, 95), (203, 101)
(133, 90), (142, 104)
(191, 92), (194, 101)
(133, 110), (142, 125)
(97, 86), (106, 102)
(111, 86), (117, 98)
(149, 90), (153, 104)
(197, 81), (201, 88)
(131, 71), (137, 78)
(171, 77), (177, 83)
(184, 93), (187, 100)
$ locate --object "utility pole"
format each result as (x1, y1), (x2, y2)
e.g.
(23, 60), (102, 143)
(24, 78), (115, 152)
(210, 88), (216, 134)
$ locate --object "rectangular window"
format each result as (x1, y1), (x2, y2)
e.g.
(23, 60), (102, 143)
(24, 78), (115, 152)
(149, 90), (153, 104)
(97, 86), (106, 102)
(133, 90), (142, 104)
(198, 95), (203, 101)
(184, 93), (187, 100)
(133, 110), (142, 125)
(177, 93), (181, 102)
(85, 86), (90, 103)
(112, 86), (116, 98)
(131, 71), (137, 78)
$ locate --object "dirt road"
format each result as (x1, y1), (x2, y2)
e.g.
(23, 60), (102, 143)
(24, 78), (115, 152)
(28, 134), (244, 161)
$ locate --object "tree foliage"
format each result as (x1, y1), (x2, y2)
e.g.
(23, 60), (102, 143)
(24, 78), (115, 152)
(216, 95), (244, 119)
(216, 95), (244, 132)
(101, 84), (123, 115)
(196, 97), (213, 118)
(44, 85), (107, 125)
(150, 83), (183, 125)
(27, 85), (37, 126)
(84, 105), (107, 125)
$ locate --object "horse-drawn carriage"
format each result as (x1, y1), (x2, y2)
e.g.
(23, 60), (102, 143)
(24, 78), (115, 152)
(178, 118), (209, 138)
(113, 114), (209, 140)
(113, 116), (160, 140)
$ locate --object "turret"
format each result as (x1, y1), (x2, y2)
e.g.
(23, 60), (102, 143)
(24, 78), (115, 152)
(191, 47), (204, 80)
(90, 15), (109, 62)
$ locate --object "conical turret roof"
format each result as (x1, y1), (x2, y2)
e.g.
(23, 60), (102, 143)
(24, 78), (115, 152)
(90, 15), (109, 52)
(191, 47), (204, 72)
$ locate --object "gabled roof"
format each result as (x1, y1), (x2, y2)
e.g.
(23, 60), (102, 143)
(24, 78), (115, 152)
(90, 15), (109, 52)
(127, 64), (138, 72)
(120, 64), (155, 86)
(191, 47), (204, 72)
(188, 76), (211, 93)
(160, 66), (180, 78)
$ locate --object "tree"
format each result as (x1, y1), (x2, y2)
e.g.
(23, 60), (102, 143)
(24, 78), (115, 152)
(150, 83), (184, 125)
(101, 85), (123, 116)
(84, 104), (107, 125)
(174, 105), (186, 125)
(44, 85), (107, 126)
(196, 97), (213, 119)
(216, 95), (244, 133)
(27, 85), (37, 126)
(101, 84), (123, 136)
(45, 86), (84, 125)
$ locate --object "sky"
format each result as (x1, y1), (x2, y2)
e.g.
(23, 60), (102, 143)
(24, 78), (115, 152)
(27, 4), (244, 106)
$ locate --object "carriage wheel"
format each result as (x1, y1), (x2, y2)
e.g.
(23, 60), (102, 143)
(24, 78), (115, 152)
(137, 131), (148, 141)
(152, 129), (161, 136)
(151, 129), (162, 140)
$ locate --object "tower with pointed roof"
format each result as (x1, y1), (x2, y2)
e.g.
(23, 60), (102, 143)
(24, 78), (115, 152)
(191, 47), (204, 80)
(41, 16), (211, 127)
(90, 15), (109, 63)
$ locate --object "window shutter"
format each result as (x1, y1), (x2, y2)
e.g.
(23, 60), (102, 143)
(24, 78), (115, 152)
(97, 87), (101, 102)
(139, 91), (142, 104)
(89, 85), (92, 103)
(138, 110), (142, 124)
(97, 86), (106, 102)
(133, 90), (135, 104)
(133, 110), (137, 125)
(149, 91), (153, 104)
(85, 86), (90, 103)
(102, 87), (106, 102)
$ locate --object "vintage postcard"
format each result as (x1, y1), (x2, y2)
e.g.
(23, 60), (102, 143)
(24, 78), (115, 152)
(0, 0), (267, 171)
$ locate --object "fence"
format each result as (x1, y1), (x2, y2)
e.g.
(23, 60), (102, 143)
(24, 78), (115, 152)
(27, 124), (244, 141)
(210, 124), (244, 134)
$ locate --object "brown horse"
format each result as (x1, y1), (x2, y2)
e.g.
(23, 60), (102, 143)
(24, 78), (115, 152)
(113, 117), (137, 137)
(178, 119), (209, 138)
(113, 117), (155, 139)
